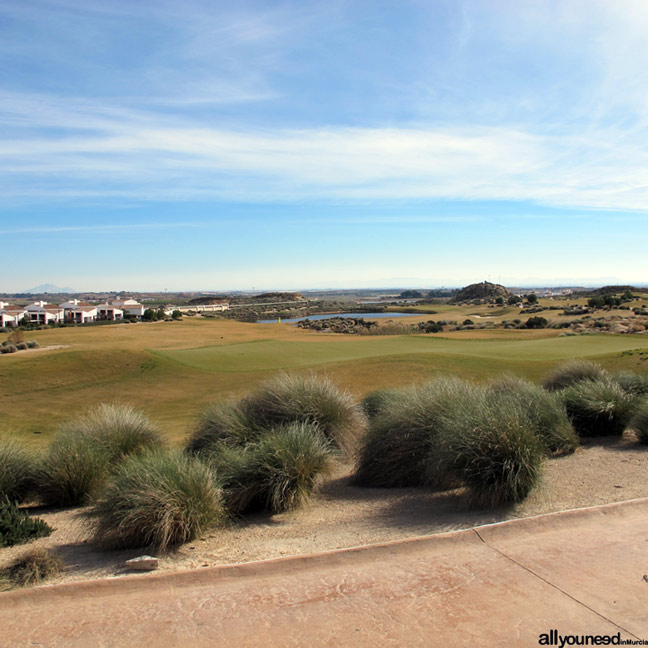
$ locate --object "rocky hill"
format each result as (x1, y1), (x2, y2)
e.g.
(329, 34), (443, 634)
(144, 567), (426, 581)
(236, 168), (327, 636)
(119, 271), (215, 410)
(451, 281), (512, 303)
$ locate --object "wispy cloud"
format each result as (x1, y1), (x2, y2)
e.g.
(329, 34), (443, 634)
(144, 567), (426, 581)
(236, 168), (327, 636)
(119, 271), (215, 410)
(0, 222), (206, 235)
(2, 1), (648, 213)
(2, 91), (648, 212)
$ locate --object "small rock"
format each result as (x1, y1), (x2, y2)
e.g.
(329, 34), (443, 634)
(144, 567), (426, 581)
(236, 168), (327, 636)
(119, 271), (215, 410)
(125, 556), (159, 571)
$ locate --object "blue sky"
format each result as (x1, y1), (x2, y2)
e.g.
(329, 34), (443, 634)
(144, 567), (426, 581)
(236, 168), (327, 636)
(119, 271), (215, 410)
(1, 0), (647, 291)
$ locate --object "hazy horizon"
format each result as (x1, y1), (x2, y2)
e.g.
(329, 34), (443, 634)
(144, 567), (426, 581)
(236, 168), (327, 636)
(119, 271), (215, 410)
(2, 1), (647, 292)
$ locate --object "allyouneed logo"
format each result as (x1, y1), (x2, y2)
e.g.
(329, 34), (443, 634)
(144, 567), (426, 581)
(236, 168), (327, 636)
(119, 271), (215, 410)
(539, 630), (648, 646)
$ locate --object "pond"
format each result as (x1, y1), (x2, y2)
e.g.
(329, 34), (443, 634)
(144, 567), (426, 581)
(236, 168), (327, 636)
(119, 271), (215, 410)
(257, 312), (418, 324)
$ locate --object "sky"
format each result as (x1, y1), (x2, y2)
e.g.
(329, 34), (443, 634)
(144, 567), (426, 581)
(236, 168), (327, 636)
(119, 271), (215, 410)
(1, 0), (648, 292)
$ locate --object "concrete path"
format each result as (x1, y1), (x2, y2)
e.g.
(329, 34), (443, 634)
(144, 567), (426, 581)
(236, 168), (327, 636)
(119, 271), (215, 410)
(1, 499), (647, 647)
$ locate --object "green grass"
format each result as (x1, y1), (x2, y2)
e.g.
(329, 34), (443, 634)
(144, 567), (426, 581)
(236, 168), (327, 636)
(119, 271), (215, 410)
(2, 318), (648, 446)
(156, 335), (648, 373)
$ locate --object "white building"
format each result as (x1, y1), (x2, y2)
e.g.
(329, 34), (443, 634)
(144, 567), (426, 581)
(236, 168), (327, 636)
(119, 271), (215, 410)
(96, 303), (124, 320)
(178, 301), (230, 314)
(25, 301), (65, 324)
(60, 299), (98, 323)
(0, 304), (27, 327)
(110, 298), (145, 318)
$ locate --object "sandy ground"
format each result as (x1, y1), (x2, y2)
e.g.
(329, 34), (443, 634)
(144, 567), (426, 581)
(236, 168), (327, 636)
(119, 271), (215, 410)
(1, 432), (647, 589)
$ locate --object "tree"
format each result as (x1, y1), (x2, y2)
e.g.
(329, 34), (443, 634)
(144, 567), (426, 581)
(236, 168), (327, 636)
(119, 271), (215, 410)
(526, 293), (538, 304)
(507, 295), (521, 305)
(143, 308), (157, 321)
(172, 310), (182, 320)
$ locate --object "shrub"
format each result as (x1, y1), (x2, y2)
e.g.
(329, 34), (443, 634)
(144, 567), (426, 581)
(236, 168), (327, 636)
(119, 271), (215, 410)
(26, 340), (39, 349)
(0, 437), (37, 503)
(354, 378), (476, 488)
(1, 344), (17, 354)
(613, 371), (648, 397)
(89, 450), (226, 551)
(628, 399), (648, 445)
(525, 316), (548, 329)
(242, 373), (366, 454)
(37, 432), (110, 506)
(486, 375), (578, 455)
(6, 547), (63, 587)
(561, 379), (637, 437)
(436, 396), (545, 507)
(185, 400), (260, 455)
(15, 342), (28, 351)
(212, 422), (333, 515)
(0, 497), (53, 547)
(542, 360), (607, 391)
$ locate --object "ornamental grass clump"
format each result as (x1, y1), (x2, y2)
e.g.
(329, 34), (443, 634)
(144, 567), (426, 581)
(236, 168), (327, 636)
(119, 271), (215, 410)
(354, 377), (477, 488)
(6, 547), (63, 587)
(561, 378), (637, 437)
(542, 360), (607, 392)
(436, 394), (545, 507)
(36, 404), (163, 507)
(628, 399), (648, 445)
(242, 373), (366, 454)
(205, 422), (333, 515)
(62, 403), (164, 463)
(486, 375), (579, 455)
(360, 388), (402, 420)
(37, 432), (110, 506)
(185, 400), (260, 455)
(0, 436), (37, 504)
(89, 450), (226, 551)
(613, 371), (648, 397)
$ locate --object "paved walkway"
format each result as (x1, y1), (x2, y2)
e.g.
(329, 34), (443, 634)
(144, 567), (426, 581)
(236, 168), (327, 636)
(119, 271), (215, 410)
(1, 499), (647, 647)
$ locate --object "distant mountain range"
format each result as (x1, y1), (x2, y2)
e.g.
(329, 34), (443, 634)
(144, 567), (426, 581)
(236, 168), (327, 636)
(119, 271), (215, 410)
(24, 283), (76, 294)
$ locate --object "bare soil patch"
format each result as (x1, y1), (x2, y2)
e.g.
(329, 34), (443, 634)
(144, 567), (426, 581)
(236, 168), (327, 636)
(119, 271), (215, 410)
(1, 432), (647, 590)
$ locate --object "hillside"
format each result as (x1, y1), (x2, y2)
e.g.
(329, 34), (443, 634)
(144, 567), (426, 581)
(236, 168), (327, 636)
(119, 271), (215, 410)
(451, 281), (512, 302)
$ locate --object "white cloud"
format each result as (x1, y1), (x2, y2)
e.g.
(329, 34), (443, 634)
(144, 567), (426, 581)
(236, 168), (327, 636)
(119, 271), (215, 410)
(1, 91), (648, 212)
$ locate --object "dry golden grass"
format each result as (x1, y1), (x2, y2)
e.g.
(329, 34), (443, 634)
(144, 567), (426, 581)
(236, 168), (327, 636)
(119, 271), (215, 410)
(2, 317), (647, 446)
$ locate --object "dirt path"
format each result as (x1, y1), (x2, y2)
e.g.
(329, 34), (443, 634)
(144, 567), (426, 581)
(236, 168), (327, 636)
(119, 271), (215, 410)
(1, 498), (646, 647)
